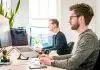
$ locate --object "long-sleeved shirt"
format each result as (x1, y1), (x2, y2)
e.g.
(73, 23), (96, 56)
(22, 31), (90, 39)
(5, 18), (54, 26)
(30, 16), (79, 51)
(51, 29), (100, 70)
(43, 31), (69, 55)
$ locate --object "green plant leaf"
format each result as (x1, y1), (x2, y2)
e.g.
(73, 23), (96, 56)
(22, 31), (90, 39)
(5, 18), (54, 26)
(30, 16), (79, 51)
(0, 4), (2, 13)
(9, 21), (12, 28)
(5, 12), (8, 17)
(15, 0), (20, 14)
(9, 11), (15, 28)
(0, 0), (20, 28)
(10, 9), (13, 17)
(0, 4), (4, 15)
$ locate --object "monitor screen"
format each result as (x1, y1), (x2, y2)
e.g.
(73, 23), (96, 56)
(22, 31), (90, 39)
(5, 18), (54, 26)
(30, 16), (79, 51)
(30, 27), (53, 48)
(0, 14), (12, 47)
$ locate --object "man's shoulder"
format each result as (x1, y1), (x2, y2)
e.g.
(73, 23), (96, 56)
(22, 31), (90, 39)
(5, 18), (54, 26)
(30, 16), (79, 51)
(78, 29), (99, 48)
(80, 29), (97, 39)
(57, 31), (65, 37)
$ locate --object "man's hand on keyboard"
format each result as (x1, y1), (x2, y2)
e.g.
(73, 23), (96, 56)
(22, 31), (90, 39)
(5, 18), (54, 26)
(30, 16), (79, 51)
(35, 47), (42, 53)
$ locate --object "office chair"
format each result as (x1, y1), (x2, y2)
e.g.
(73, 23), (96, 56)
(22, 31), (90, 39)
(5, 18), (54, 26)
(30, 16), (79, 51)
(93, 40), (100, 70)
(67, 42), (74, 54)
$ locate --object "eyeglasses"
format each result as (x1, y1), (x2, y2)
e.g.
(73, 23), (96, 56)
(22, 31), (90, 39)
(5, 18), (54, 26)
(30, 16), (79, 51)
(69, 16), (79, 20)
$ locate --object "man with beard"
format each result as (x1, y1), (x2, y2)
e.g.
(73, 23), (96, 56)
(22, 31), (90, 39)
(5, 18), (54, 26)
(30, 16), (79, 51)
(39, 3), (100, 70)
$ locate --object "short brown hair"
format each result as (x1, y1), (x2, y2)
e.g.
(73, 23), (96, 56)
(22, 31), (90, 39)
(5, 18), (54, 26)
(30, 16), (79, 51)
(49, 19), (59, 27)
(69, 3), (94, 25)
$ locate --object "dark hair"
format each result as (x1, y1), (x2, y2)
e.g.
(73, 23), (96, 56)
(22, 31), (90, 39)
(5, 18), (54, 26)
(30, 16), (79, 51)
(69, 3), (94, 25)
(49, 19), (59, 28)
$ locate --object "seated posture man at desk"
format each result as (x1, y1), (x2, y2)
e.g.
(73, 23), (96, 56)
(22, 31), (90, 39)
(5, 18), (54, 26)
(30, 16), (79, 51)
(42, 19), (69, 55)
(40, 3), (100, 70)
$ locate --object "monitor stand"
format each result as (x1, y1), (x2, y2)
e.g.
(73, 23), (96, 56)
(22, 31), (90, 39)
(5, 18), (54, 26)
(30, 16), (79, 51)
(17, 54), (29, 60)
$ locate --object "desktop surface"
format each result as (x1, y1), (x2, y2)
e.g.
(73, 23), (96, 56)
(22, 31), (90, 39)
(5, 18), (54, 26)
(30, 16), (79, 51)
(0, 46), (66, 70)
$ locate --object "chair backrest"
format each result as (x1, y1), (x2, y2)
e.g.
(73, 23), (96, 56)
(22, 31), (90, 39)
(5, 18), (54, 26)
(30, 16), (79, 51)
(93, 51), (100, 70)
(93, 40), (100, 70)
(67, 42), (74, 54)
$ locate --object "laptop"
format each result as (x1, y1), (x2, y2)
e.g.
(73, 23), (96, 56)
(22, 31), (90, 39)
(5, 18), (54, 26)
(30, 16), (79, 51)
(14, 46), (38, 58)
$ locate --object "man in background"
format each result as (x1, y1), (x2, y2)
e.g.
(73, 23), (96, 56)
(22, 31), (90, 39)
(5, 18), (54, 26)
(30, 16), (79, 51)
(42, 19), (69, 55)
(39, 3), (99, 70)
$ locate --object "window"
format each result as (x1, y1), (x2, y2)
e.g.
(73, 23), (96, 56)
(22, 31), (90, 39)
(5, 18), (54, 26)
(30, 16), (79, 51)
(1, 0), (11, 13)
(29, 0), (57, 27)
(29, 0), (57, 19)
(29, 0), (58, 47)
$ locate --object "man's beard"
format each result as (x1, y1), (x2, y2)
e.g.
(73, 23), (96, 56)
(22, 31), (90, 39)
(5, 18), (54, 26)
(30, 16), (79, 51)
(71, 21), (79, 30)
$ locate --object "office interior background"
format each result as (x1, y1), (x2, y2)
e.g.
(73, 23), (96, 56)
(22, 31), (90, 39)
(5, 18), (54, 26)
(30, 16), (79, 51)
(0, 0), (100, 47)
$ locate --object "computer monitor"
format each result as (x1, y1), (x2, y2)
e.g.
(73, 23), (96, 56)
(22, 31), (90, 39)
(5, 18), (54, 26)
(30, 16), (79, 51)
(0, 14), (12, 47)
(30, 27), (53, 48)
(39, 34), (53, 48)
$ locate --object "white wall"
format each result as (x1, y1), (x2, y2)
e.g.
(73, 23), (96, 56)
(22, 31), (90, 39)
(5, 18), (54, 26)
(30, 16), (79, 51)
(11, 0), (29, 28)
(96, 0), (100, 39)
(60, 0), (76, 43)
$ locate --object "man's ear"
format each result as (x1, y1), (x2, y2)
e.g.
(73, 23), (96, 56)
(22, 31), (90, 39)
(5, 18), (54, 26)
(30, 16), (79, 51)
(78, 16), (85, 23)
(54, 24), (57, 28)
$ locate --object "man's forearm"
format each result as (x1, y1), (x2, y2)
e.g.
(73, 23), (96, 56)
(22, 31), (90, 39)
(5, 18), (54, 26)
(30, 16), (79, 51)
(52, 54), (72, 60)
(51, 59), (70, 69)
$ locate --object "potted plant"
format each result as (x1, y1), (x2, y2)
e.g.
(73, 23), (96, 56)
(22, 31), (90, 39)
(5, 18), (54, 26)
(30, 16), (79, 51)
(0, 0), (20, 28)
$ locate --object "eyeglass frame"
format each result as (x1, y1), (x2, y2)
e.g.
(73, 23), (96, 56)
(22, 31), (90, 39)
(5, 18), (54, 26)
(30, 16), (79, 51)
(69, 15), (80, 21)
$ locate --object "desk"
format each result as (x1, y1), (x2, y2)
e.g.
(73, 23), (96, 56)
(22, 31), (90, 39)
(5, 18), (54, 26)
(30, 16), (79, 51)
(0, 60), (66, 70)
(0, 47), (66, 70)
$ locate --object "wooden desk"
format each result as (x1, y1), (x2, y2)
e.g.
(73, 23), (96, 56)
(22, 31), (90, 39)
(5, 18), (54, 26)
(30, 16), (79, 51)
(0, 47), (66, 70)
(0, 60), (66, 70)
